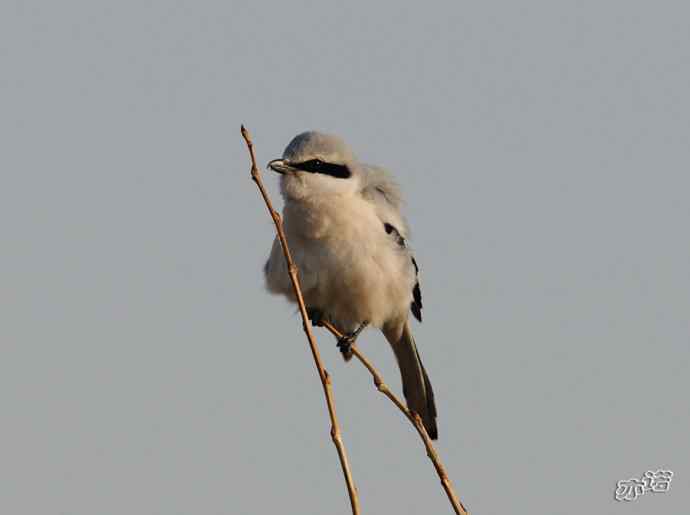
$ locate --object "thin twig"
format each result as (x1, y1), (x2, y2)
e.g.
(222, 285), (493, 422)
(321, 320), (469, 515)
(241, 126), (360, 515)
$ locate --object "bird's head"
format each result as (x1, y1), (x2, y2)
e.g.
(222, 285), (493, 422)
(268, 131), (361, 200)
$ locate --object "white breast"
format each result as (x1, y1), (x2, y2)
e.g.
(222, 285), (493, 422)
(282, 193), (415, 330)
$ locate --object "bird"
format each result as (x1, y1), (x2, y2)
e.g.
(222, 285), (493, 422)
(263, 131), (437, 439)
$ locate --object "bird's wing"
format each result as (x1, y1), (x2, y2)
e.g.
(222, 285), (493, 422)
(360, 164), (408, 236)
(360, 164), (423, 322)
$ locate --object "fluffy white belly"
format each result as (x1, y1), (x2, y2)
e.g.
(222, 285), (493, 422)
(284, 195), (414, 330)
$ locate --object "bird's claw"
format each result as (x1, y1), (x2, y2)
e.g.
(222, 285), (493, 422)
(306, 307), (324, 327)
(336, 321), (368, 360)
(337, 334), (355, 358)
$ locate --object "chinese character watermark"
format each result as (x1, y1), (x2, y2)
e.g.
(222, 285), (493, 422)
(615, 470), (673, 501)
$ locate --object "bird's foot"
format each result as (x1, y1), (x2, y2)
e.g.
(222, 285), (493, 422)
(337, 321), (369, 360)
(336, 334), (355, 359)
(306, 307), (325, 327)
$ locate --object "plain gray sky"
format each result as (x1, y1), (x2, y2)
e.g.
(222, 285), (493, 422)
(2, 1), (688, 514)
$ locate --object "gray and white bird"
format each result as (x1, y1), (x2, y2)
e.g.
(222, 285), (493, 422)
(264, 131), (437, 439)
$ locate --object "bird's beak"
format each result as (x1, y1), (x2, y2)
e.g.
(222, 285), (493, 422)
(267, 159), (294, 175)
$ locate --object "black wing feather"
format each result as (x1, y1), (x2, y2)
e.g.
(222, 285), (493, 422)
(384, 223), (423, 322)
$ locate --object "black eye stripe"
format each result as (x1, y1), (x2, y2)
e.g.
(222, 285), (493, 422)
(293, 159), (351, 179)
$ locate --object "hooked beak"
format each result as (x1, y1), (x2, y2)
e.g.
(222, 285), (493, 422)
(267, 159), (295, 175)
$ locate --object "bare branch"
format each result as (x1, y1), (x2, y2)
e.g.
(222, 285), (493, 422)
(241, 126), (360, 515)
(321, 320), (469, 515)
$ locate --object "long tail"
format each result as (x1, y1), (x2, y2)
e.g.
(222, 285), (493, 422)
(385, 321), (438, 439)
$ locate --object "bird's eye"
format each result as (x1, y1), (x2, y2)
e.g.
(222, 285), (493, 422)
(313, 160), (322, 167)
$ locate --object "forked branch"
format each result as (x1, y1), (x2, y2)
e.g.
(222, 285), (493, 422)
(320, 321), (469, 515)
(242, 126), (469, 515)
